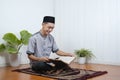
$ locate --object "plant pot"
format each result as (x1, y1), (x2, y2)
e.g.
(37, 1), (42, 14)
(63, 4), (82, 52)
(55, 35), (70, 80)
(78, 57), (86, 64)
(8, 53), (20, 67)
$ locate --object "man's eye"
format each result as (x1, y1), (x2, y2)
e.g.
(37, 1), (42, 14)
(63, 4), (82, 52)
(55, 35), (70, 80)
(49, 27), (54, 29)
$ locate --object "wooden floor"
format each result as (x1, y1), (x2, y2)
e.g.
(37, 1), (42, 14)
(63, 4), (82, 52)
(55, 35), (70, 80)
(0, 62), (120, 80)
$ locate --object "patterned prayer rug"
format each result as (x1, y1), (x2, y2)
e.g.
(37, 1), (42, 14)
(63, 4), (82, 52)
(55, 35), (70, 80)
(13, 68), (107, 80)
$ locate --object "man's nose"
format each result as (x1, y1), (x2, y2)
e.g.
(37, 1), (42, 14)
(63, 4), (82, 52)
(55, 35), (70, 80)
(49, 28), (53, 32)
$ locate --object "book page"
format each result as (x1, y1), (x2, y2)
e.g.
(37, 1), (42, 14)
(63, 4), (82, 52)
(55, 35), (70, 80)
(58, 56), (75, 64)
(49, 53), (75, 64)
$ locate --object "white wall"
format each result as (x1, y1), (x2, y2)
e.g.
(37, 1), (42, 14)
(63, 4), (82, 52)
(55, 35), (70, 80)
(0, 0), (120, 66)
(0, 0), (54, 66)
(54, 0), (120, 65)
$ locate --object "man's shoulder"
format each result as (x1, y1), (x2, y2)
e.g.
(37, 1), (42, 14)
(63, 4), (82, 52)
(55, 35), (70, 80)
(48, 34), (54, 39)
(29, 32), (40, 40)
(32, 31), (40, 36)
(31, 32), (40, 37)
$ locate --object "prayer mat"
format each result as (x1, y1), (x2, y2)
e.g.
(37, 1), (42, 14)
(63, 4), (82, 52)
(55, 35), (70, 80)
(13, 68), (107, 80)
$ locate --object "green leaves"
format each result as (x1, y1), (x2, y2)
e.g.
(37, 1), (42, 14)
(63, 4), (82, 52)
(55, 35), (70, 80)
(3, 33), (21, 46)
(5, 43), (18, 54)
(0, 44), (5, 52)
(20, 30), (32, 45)
(0, 30), (32, 54)
(75, 48), (94, 59)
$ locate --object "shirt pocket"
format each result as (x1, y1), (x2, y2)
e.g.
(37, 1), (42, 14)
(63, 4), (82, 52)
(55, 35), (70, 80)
(46, 45), (52, 52)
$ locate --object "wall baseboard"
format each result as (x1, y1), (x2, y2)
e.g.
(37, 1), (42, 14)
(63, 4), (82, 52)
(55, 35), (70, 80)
(0, 63), (9, 67)
(90, 60), (120, 66)
(74, 59), (120, 66)
(0, 60), (120, 67)
(0, 62), (30, 67)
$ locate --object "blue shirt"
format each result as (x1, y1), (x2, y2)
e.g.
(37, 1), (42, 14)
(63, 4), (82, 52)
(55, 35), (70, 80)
(26, 31), (59, 58)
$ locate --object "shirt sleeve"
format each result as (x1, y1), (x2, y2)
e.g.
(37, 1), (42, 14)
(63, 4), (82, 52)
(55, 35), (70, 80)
(26, 37), (36, 55)
(52, 38), (59, 53)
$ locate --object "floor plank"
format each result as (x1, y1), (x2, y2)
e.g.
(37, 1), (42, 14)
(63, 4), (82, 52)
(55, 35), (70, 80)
(0, 62), (120, 80)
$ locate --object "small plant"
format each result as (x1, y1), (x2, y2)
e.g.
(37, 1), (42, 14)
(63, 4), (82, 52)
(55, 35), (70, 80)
(75, 48), (95, 59)
(0, 30), (32, 54)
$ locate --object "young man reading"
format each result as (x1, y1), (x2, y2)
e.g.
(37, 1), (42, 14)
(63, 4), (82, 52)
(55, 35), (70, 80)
(26, 16), (73, 73)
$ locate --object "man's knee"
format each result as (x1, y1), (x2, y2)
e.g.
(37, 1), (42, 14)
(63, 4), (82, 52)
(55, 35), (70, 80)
(32, 62), (52, 72)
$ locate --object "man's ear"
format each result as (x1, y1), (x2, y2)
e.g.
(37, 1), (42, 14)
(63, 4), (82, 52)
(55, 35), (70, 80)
(42, 23), (44, 26)
(42, 22), (47, 25)
(42, 23), (46, 28)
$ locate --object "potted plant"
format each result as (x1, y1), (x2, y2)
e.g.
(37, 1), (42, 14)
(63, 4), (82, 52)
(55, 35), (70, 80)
(74, 48), (95, 64)
(0, 30), (32, 67)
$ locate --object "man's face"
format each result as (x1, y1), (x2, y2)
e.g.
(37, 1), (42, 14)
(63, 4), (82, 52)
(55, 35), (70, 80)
(42, 23), (55, 35)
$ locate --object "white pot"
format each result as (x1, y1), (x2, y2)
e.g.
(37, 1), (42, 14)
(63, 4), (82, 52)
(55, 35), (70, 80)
(78, 57), (86, 64)
(8, 53), (20, 67)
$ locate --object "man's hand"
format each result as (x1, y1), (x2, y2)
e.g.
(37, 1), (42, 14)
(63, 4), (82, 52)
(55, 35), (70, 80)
(56, 50), (75, 57)
(67, 53), (75, 57)
(28, 54), (50, 62)
(39, 57), (50, 62)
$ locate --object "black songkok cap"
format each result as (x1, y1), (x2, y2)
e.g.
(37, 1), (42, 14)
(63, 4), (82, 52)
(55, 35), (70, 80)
(43, 16), (55, 24)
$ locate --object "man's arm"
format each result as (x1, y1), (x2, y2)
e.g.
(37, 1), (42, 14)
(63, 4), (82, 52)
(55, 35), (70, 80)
(28, 54), (50, 62)
(56, 50), (74, 57)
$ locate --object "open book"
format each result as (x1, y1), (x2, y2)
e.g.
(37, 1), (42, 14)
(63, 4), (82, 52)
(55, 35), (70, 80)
(49, 53), (75, 64)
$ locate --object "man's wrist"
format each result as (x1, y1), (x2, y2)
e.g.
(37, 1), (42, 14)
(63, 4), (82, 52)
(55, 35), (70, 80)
(36, 57), (41, 61)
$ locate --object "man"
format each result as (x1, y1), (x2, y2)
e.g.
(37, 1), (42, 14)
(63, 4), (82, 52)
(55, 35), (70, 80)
(26, 16), (73, 73)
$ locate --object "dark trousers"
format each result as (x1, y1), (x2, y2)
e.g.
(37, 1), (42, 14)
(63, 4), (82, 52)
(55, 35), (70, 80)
(31, 61), (53, 73)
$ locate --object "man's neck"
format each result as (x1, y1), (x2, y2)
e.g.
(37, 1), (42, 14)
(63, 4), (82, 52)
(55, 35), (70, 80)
(40, 30), (47, 37)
